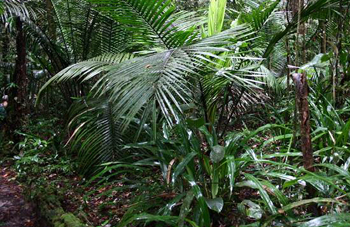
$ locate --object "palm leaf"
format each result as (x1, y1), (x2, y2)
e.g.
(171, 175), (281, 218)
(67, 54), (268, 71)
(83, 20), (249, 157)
(39, 26), (254, 130)
(263, 0), (343, 58)
(85, 0), (197, 49)
(1, 0), (32, 20)
(67, 97), (138, 174)
(238, 0), (281, 32)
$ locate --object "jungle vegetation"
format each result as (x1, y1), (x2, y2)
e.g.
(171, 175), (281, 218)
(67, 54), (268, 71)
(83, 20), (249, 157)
(1, 0), (350, 226)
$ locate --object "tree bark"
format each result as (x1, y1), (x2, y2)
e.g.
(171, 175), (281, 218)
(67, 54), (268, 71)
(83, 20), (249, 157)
(293, 72), (319, 216)
(45, 0), (56, 40)
(292, 73), (313, 171)
(9, 17), (28, 144)
(1, 26), (9, 87)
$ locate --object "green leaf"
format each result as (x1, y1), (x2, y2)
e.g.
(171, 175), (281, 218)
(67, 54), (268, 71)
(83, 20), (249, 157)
(336, 119), (350, 145)
(178, 191), (195, 227)
(117, 213), (178, 227)
(238, 0), (280, 31)
(210, 145), (225, 163)
(208, 0), (227, 36)
(226, 156), (236, 195)
(211, 166), (220, 198)
(184, 174), (211, 227)
(160, 193), (186, 216)
(199, 126), (215, 147)
(260, 180), (289, 206)
(240, 200), (263, 220)
(172, 152), (197, 184)
(187, 118), (205, 129)
(205, 197), (224, 213)
(315, 163), (350, 181)
(280, 198), (338, 213)
(299, 213), (350, 227)
(244, 174), (277, 214)
(261, 134), (293, 147)
(300, 54), (325, 70)
(0, 1), (3, 15)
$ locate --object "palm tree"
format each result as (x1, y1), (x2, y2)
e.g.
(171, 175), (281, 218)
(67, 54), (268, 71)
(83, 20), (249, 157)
(38, 0), (262, 172)
(37, 0), (346, 173)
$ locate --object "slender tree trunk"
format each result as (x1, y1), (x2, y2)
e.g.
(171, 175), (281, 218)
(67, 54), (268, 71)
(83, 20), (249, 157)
(293, 73), (313, 171)
(293, 72), (319, 216)
(334, 0), (344, 106)
(9, 17), (28, 144)
(290, 0), (304, 148)
(286, 38), (291, 91)
(1, 27), (9, 87)
(291, 0), (319, 215)
(320, 21), (327, 53)
(46, 0), (56, 40)
(15, 18), (28, 107)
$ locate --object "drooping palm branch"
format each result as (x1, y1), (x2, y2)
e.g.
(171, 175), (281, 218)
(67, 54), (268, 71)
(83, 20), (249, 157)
(0, 0), (34, 21)
(37, 0), (264, 173)
(40, 26), (255, 128)
(67, 97), (139, 174)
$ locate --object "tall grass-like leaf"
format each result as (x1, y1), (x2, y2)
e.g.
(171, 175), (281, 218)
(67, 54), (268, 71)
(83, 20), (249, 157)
(117, 213), (179, 227)
(244, 173), (277, 214)
(208, 0), (227, 36)
(184, 174), (211, 227)
(160, 193), (186, 216)
(172, 152), (197, 185)
(0, 1), (4, 15)
(336, 119), (350, 145)
(226, 156), (236, 196)
(299, 213), (350, 227)
(315, 163), (350, 181)
(279, 198), (338, 213)
(260, 180), (289, 206)
(178, 190), (195, 227)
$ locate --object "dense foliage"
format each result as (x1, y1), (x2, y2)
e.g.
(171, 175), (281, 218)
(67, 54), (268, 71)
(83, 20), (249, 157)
(1, 0), (350, 226)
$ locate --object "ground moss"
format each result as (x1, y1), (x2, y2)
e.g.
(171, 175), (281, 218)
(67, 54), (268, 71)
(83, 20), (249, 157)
(35, 186), (90, 227)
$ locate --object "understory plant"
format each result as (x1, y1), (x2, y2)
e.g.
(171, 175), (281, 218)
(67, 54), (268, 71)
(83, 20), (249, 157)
(23, 0), (350, 226)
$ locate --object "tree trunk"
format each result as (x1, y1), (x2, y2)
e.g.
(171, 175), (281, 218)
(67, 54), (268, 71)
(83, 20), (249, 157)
(292, 73), (313, 171)
(320, 21), (327, 53)
(46, 0), (56, 40)
(9, 17), (28, 144)
(1, 26), (9, 87)
(293, 72), (319, 216)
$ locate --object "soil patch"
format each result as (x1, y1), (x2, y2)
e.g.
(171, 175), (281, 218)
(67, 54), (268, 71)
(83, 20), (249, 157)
(0, 165), (36, 227)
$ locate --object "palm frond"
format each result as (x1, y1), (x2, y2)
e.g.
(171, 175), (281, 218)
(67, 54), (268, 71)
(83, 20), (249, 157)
(39, 25), (255, 129)
(0, 0), (37, 22)
(2, 0), (30, 18)
(68, 97), (136, 174)
(238, 0), (281, 32)
(264, 0), (343, 58)
(171, 11), (206, 32)
(98, 16), (130, 54)
(0, 1), (4, 15)
(85, 0), (197, 49)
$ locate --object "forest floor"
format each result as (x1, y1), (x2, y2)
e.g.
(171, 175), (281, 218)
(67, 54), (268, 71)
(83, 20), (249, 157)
(0, 164), (36, 227)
